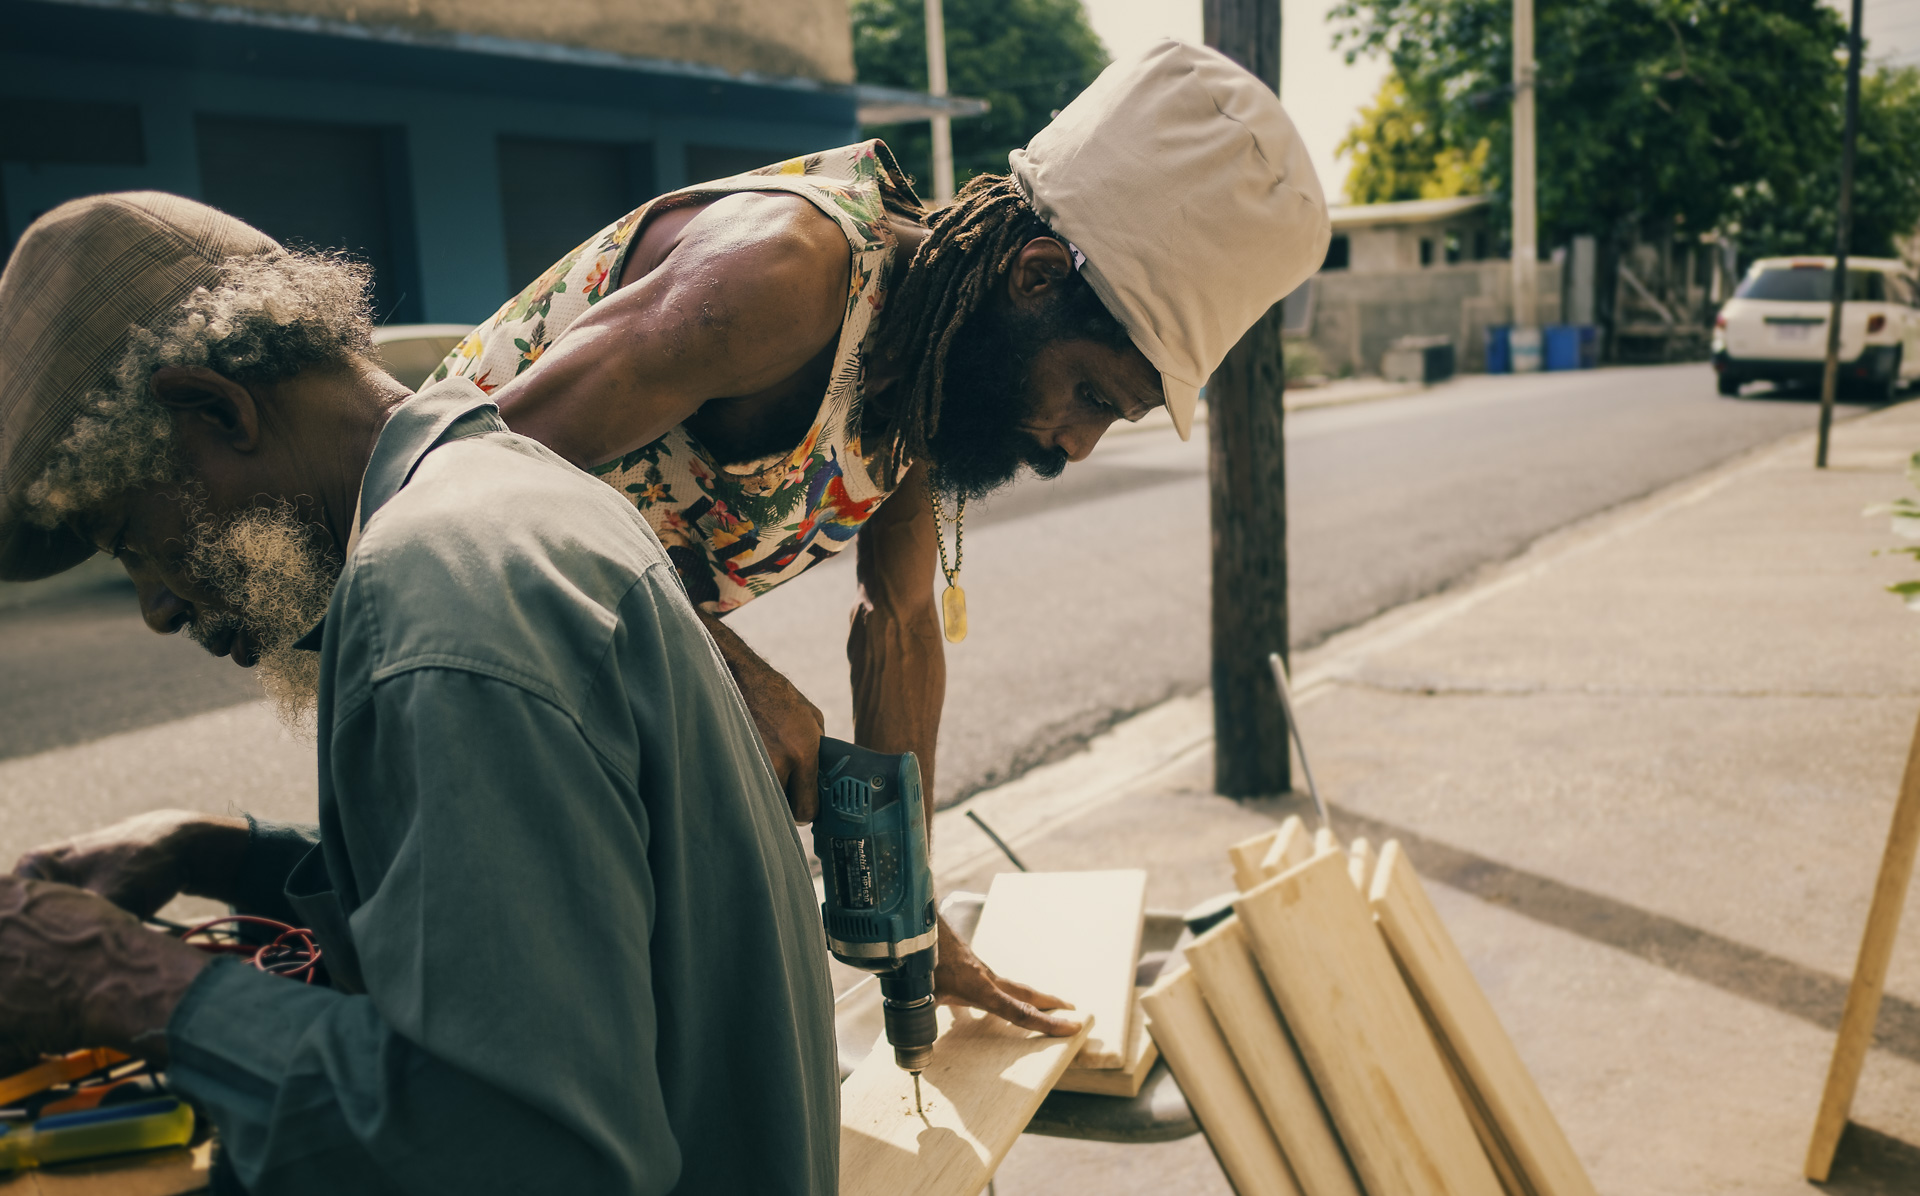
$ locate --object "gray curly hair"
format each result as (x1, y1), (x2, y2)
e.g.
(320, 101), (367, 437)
(26, 248), (375, 524)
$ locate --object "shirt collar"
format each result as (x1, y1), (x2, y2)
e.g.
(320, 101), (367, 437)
(357, 377), (504, 529)
(294, 378), (502, 652)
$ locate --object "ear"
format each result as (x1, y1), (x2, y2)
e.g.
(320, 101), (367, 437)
(149, 367), (261, 455)
(1006, 237), (1076, 304)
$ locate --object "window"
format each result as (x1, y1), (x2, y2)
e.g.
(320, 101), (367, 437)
(498, 137), (654, 291)
(0, 98), (144, 165)
(1322, 234), (1350, 271)
(1419, 237), (1434, 267)
(686, 145), (791, 182)
(1473, 230), (1489, 260)
(1734, 266), (1887, 303)
(1444, 231), (1462, 264)
(196, 115), (420, 323)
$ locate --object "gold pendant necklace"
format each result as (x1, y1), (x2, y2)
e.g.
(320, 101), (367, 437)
(930, 490), (967, 643)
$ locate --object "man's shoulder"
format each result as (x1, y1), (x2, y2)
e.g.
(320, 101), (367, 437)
(334, 430), (684, 704)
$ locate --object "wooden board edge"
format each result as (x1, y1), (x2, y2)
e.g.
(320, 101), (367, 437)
(1370, 841), (1598, 1196)
(1143, 967), (1303, 1196)
(1238, 851), (1501, 1196)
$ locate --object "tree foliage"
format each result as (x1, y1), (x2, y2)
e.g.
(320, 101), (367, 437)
(1329, 0), (1920, 257)
(1340, 74), (1490, 204)
(852, 0), (1109, 192)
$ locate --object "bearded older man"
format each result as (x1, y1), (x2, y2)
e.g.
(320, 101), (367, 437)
(0, 198), (838, 1193)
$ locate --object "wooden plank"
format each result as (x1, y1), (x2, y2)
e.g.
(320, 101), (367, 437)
(840, 1008), (1091, 1196)
(1808, 709), (1920, 1180)
(1348, 838), (1376, 893)
(1237, 852), (1502, 1196)
(1053, 1000), (1159, 1097)
(1143, 967), (1302, 1196)
(968, 870), (1147, 1070)
(1231, 829), (1285, 892)
(1186, 918), (1364, 1196)
(1258, 816), (1311, 880)
(1370, 841), (1597, 1196)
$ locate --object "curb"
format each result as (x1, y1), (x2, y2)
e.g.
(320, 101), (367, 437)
(934, 397), (1915, 878)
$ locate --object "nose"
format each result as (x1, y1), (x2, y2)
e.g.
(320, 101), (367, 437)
(1053, 415), (1114, 463)
(136, 577), (194, 635)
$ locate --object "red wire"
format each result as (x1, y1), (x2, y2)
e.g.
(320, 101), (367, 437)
(178, 915), (324, 984)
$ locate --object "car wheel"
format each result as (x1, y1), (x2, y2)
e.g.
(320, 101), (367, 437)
(1877, 349), (1902, 402)
(1716, 373), (1741, 396)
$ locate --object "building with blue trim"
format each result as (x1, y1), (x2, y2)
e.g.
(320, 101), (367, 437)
(0, 0), (972, 326)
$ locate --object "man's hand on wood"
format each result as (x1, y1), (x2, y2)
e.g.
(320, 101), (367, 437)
(0, 876), (210, 1073)
(12, 810), (250, 919)
(933, 913), (1080, 1036)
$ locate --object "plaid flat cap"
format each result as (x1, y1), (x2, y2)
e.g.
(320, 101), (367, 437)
(0, 193), (278, 580)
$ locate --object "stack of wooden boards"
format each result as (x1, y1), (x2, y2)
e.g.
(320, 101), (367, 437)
(838, 869), (1157, 1196)
(1143, 817), (1598, 1196)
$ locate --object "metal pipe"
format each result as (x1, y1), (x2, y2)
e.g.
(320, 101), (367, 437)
(1267, 653), (1333, 838)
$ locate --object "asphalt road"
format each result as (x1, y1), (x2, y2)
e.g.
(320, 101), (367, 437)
(0, 364), (1868, 822)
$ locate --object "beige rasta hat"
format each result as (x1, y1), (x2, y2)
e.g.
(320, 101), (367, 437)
(1009, 39), (1331, 440)
(0, 193), (278, 580)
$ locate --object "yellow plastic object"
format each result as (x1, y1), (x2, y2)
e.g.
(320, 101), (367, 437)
(0, 1099), (193, 1172)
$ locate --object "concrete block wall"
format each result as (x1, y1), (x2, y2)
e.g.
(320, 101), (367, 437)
(1306, 260), (1564, 377)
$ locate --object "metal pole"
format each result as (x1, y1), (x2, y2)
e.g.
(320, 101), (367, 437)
(1267, 654), (1333, 837)
(1510, 0), (1538, 332)
(1816, 0), (1865, 470)
(924, 0), (954, 205)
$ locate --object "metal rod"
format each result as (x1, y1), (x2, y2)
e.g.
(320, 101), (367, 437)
(965, 810), (1028, 871)
(1268, 652), (1334, 837)
(1816, 0), (1866, 469)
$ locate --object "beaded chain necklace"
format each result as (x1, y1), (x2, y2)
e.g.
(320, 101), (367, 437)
(930, 490), (967, 643)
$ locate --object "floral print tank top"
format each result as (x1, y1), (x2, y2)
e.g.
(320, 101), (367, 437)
(427, 140), (913, 613)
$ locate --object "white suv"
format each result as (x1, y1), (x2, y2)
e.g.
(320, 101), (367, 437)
(1712, 256), (1919, 400)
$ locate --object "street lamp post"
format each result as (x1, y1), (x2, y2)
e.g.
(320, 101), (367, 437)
(924, 0), (955, 206)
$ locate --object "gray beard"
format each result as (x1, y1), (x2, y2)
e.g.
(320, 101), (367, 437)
(181, 495), (340, 733)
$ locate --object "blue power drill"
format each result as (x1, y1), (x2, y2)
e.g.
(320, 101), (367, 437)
(814, 738), (939, 1092)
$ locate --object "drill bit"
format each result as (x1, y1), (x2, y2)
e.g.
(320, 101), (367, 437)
(912, 1071), (925, 1116)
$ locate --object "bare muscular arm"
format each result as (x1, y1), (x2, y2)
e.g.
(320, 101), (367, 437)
(492, 192), (851, 470)
(850, 463), (946, 805)
(852, 466), (1078, 1035)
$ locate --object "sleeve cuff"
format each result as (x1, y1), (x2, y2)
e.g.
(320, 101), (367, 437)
(166, 956), (340, 1107)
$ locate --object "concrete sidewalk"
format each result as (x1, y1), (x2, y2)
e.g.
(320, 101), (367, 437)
(937, 398), (1920, 1194)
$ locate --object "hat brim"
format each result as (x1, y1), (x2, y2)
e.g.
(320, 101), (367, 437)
(0, 515), (97, 581)
(1163, 374), (1199, 441)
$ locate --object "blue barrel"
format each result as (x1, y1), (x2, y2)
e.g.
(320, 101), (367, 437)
(1485, 325), (1512, 374)
(1544, 326), (1580, 371)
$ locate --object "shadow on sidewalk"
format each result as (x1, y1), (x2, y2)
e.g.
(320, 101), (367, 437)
(1820, 1122), (1920, 1193)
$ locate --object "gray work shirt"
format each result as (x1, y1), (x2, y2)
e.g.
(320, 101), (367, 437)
(164, 379), (838, 1195)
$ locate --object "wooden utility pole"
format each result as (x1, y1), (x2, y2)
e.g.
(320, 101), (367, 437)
(1816, 0), (1865, 469)
(924, 0), (955, 205)
(1204, 0), (1290, 798)
(1511, 0), (1539, 335)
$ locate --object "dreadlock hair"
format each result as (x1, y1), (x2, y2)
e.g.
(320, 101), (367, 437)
(866, 171), (1125, 479)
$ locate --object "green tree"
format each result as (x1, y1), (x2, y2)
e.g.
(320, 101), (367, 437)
(1340, 74), (1490, 204)
(1729, 66), (1920, 259)
(1327, 0), (1900, 254)
(852, 0), (1109, 192)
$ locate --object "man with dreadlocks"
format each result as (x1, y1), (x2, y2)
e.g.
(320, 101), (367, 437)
(424, 38), (1331, 1029)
